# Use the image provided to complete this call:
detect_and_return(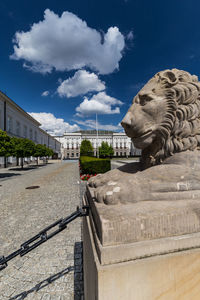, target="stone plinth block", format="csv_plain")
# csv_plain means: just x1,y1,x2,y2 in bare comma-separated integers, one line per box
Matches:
83,185,200,300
